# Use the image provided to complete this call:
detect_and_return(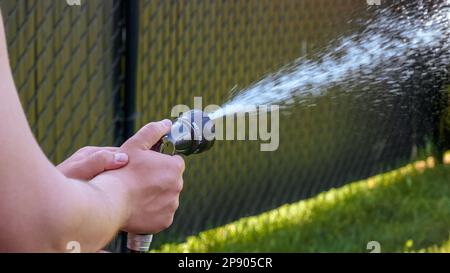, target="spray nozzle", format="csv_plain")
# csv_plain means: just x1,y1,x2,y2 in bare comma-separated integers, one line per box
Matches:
152,110,215,156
